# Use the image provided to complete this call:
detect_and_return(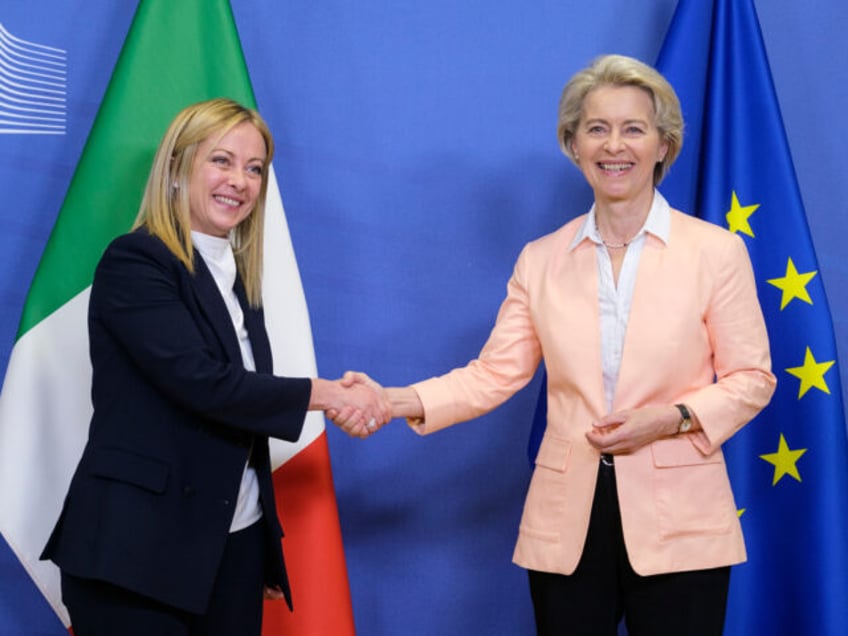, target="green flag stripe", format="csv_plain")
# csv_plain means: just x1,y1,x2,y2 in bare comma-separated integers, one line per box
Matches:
18,0,256,337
